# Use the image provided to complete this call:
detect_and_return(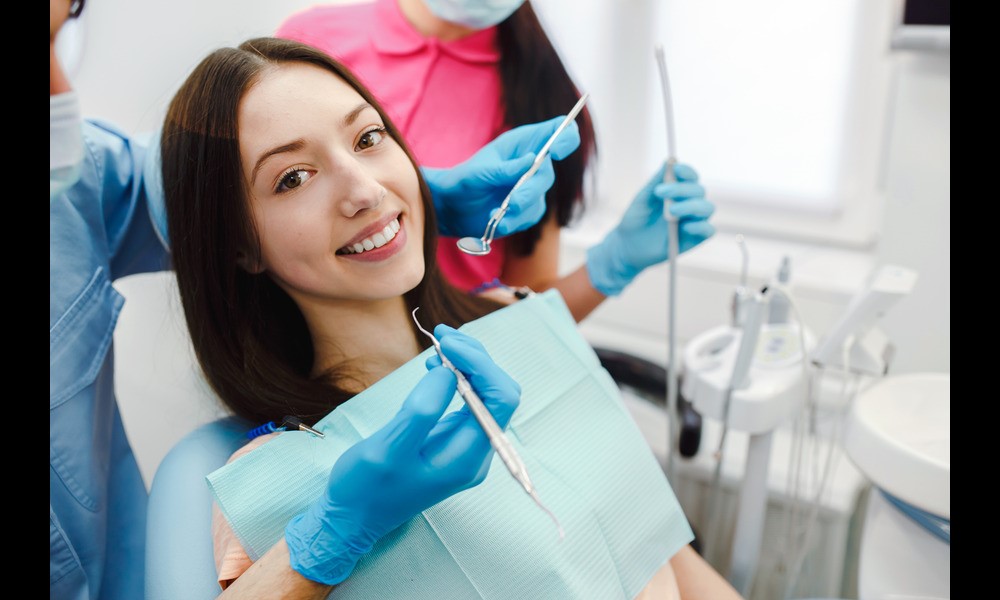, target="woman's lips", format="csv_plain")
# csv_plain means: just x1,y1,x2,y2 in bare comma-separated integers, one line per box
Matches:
337,216,407,262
